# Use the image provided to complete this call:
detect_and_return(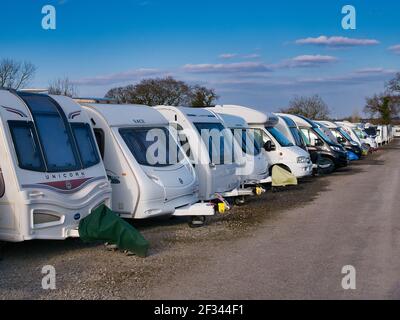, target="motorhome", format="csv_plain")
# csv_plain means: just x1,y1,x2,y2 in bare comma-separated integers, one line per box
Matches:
336,121,378,150
209,106,313,179
209,111,269,194
316,120,363,158
155,106,241,205
80,102,216,226
393,125,400,138
0,90,112,242
275,114,308,150
284,114,348,170
364,124,380,146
